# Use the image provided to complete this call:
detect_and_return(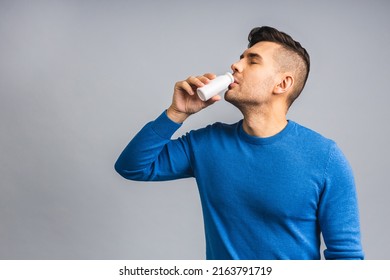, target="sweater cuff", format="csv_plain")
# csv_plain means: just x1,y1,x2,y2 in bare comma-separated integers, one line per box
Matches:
151,110,182,139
